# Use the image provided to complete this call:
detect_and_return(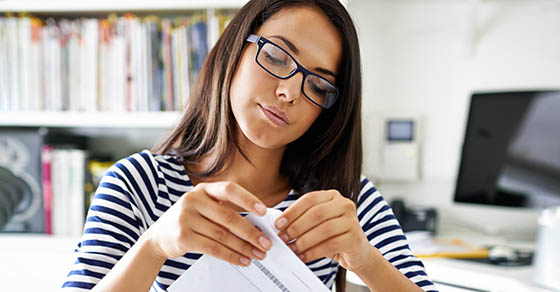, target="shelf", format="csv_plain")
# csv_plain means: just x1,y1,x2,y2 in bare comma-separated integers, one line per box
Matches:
0,234,80,291
0,111,181,128
0,0,249,12
0,0,348,13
